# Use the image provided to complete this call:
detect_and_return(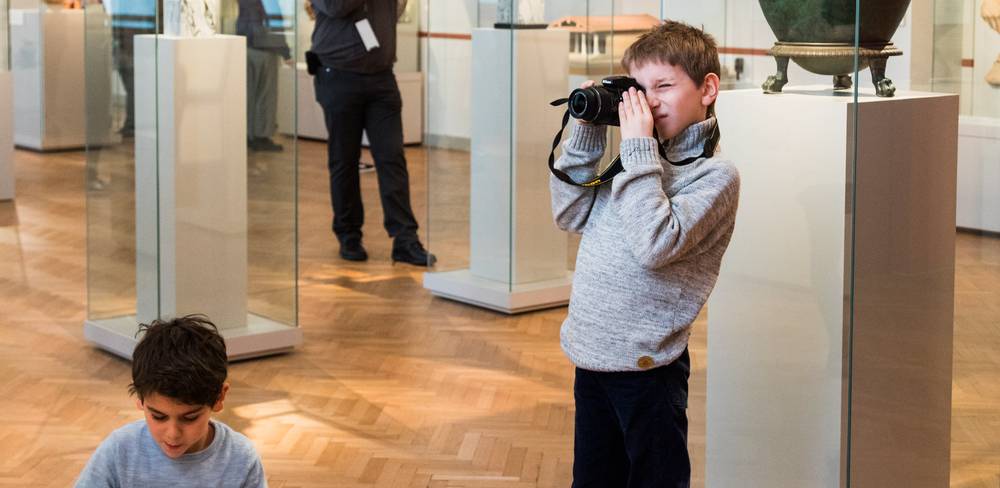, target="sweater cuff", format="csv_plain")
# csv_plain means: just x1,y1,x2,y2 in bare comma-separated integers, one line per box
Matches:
619,137,661,169
567,123,607,153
